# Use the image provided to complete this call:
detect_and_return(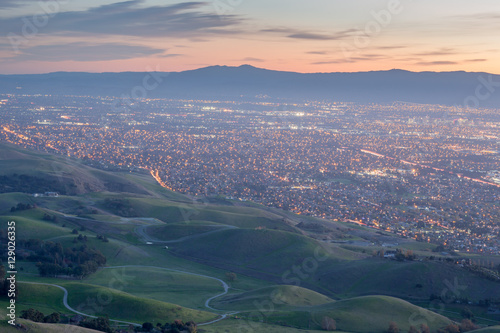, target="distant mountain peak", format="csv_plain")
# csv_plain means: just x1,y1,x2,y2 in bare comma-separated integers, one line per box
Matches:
238,64,258,69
